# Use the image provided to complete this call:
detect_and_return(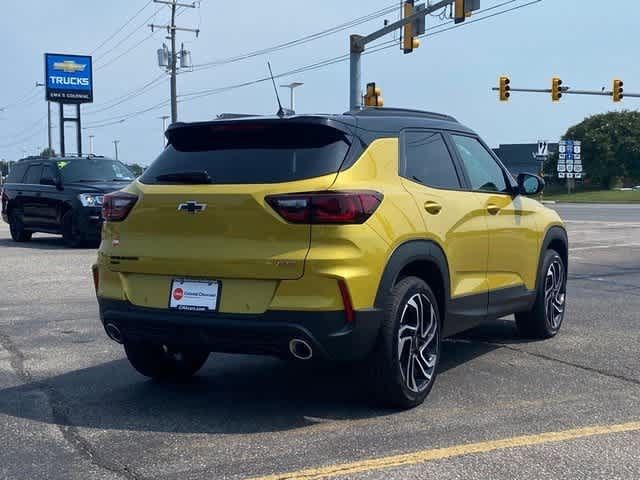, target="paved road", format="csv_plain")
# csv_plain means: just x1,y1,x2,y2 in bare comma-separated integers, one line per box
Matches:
0,204,638,480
